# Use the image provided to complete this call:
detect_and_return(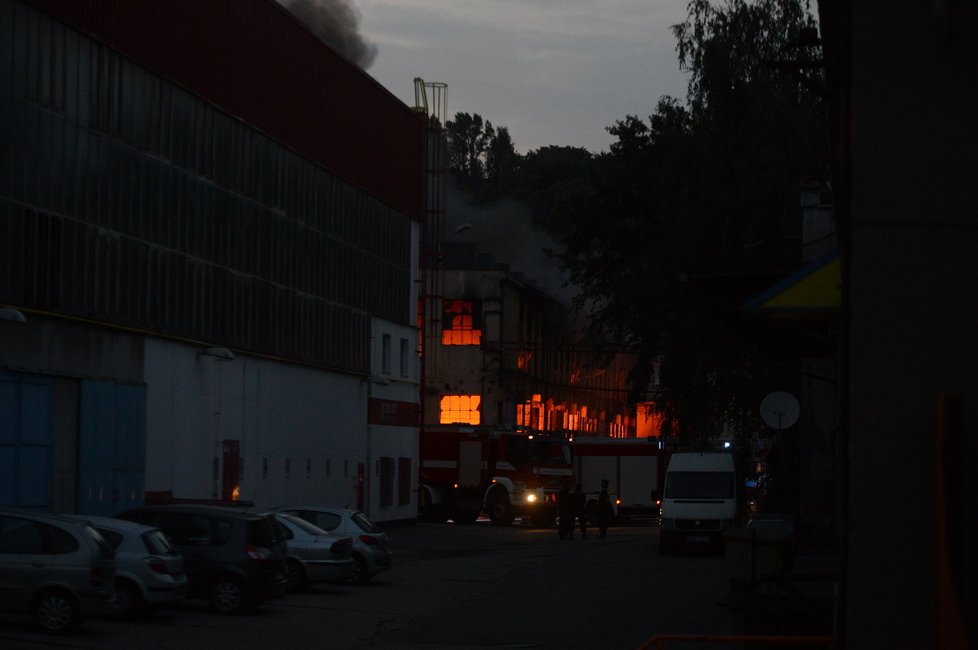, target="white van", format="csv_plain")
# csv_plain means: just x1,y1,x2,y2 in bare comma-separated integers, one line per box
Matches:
658,452,738,554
